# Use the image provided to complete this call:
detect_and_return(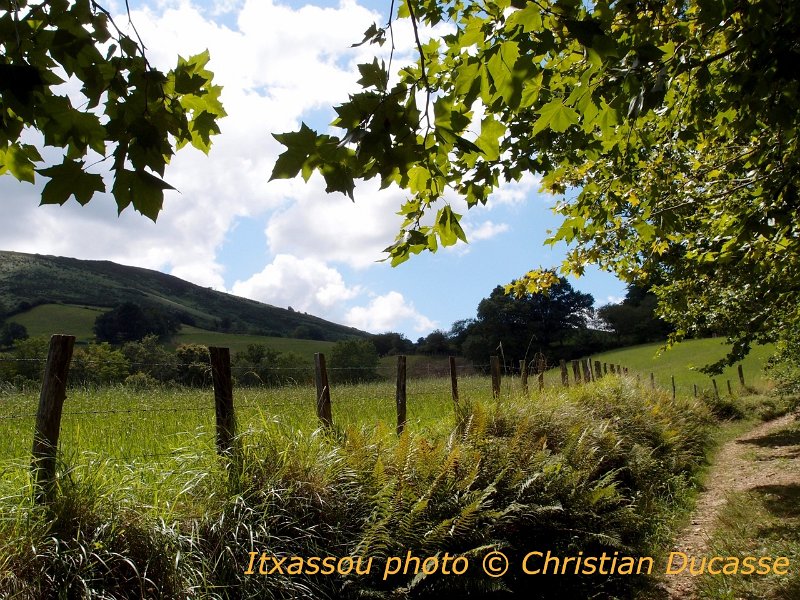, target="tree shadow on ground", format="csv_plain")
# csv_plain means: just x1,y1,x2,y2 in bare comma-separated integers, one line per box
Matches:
737,424,800,449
